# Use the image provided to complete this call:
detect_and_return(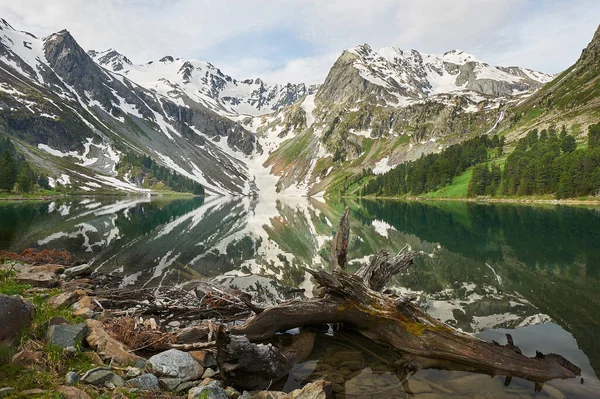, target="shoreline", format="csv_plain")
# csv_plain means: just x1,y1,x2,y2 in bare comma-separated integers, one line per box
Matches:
339,195,600,206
